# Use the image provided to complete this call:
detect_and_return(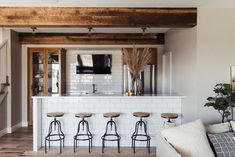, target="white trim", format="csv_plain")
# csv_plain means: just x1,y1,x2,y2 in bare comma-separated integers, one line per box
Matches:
7,122,22,133
33,98,42,151
169,52,172,93
11,122,22,132
22,121,28,127
162,54,166,93
4,29,12,133
21,45,28,128
0,128,7,137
